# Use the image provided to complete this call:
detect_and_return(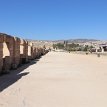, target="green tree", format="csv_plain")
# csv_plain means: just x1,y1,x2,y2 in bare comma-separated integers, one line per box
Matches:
83,45,89,51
